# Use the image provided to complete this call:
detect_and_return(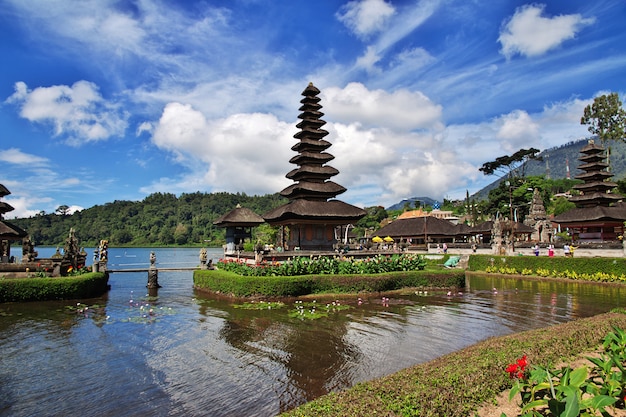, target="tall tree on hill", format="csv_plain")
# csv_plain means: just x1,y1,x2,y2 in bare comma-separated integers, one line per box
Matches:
479,148,541,179
581,92,626,145
581,92,626,170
